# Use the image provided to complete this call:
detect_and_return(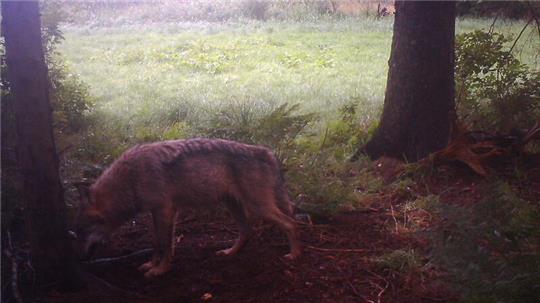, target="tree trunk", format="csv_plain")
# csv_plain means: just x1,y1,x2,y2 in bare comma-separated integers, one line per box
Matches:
2,1,81,290
359,1,456,162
